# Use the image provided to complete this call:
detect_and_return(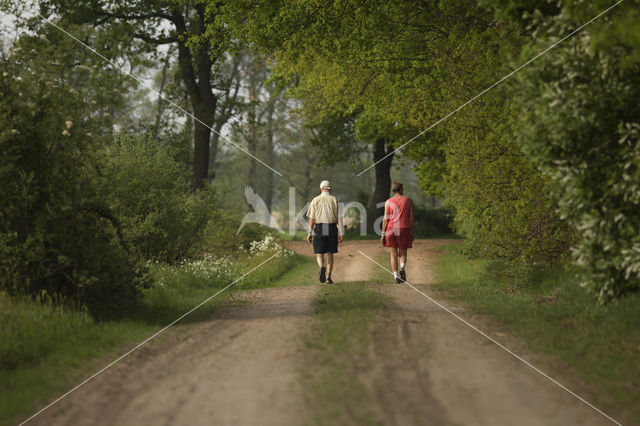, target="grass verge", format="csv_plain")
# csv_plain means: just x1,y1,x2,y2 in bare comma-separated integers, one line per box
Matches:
254,254,317,288
433,246,640,424
303,282,389,425
0,246,302,426
239,253,312,290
